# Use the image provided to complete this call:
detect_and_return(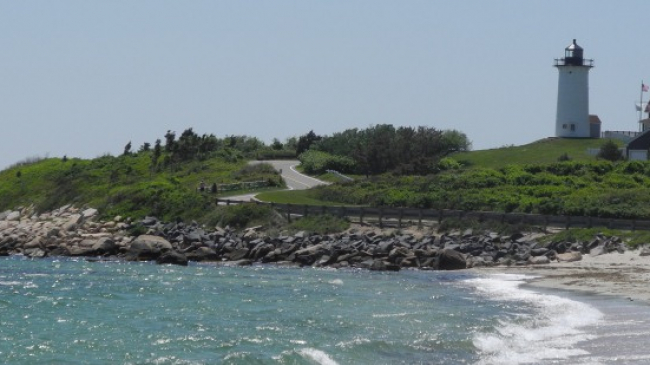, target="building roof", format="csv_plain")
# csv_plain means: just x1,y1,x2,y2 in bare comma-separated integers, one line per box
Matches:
589,115,601,124
627,130,650,151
